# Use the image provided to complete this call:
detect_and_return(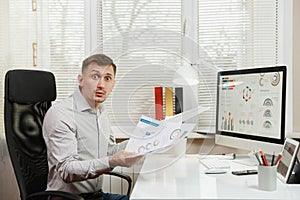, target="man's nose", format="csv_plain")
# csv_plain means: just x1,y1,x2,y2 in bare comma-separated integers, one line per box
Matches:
97,77,105,87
